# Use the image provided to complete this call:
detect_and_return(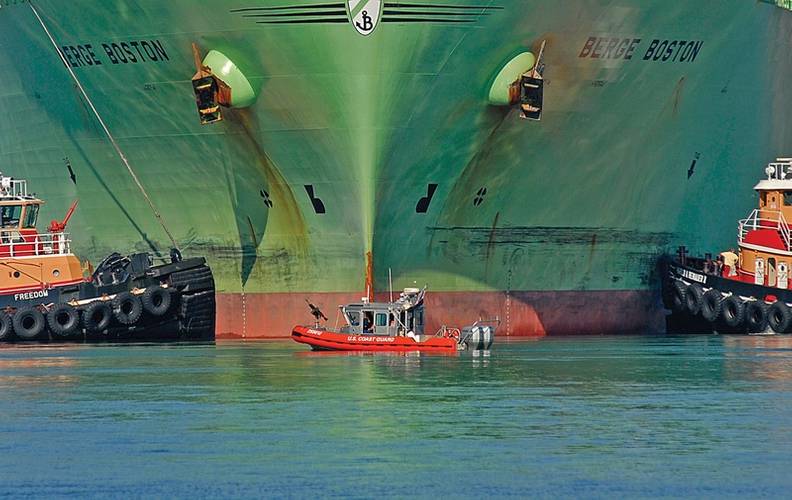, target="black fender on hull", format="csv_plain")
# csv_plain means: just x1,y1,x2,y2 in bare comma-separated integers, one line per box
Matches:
662,256,792,335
